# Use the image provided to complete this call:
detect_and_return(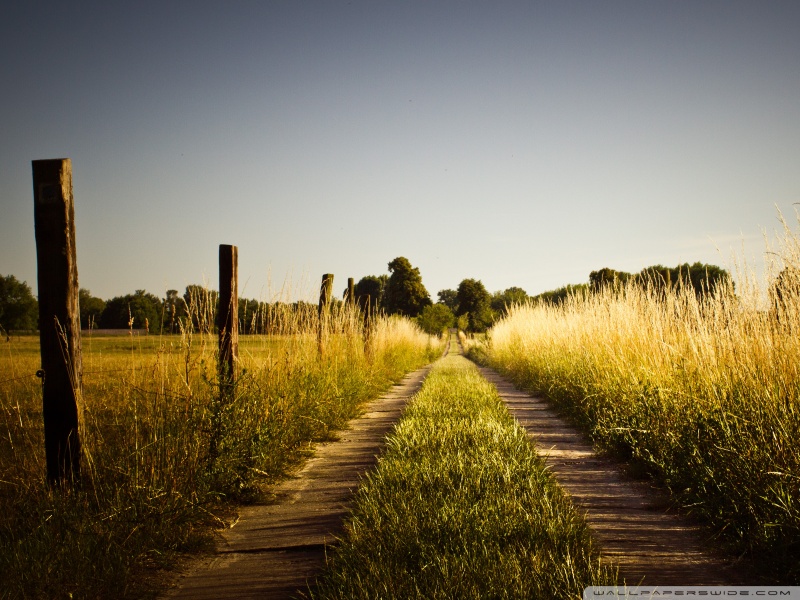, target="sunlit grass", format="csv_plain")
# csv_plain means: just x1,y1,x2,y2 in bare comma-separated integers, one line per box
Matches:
312,350,616,599
488,222,800,583
0,302,438,599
